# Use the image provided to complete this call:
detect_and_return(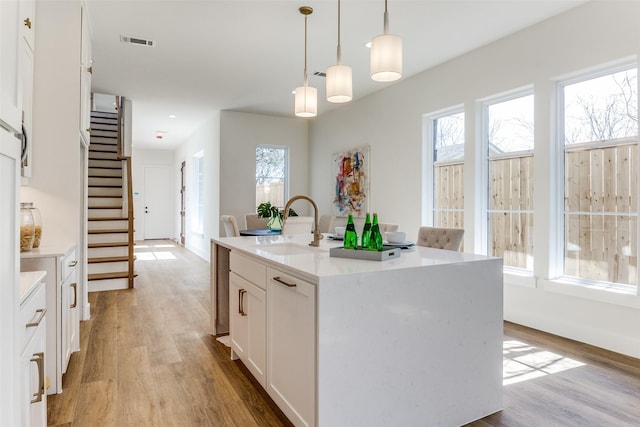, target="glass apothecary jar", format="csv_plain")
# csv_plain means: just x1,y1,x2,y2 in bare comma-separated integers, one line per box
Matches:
22,202,42,248
20,203,35,252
